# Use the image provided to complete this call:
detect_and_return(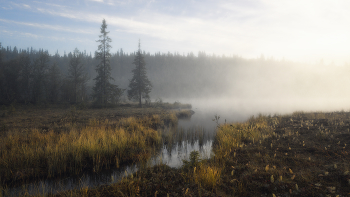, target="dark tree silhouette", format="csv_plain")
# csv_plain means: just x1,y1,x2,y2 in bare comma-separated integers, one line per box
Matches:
32,50,50,104
0,43,4,103
47,63,61,103
68,48,88,103
18,52,32,104
128,40,152,107
92,19,123,107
